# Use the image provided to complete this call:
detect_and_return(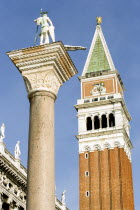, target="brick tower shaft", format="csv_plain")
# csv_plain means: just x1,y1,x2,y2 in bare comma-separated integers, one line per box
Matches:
79,148,134,209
